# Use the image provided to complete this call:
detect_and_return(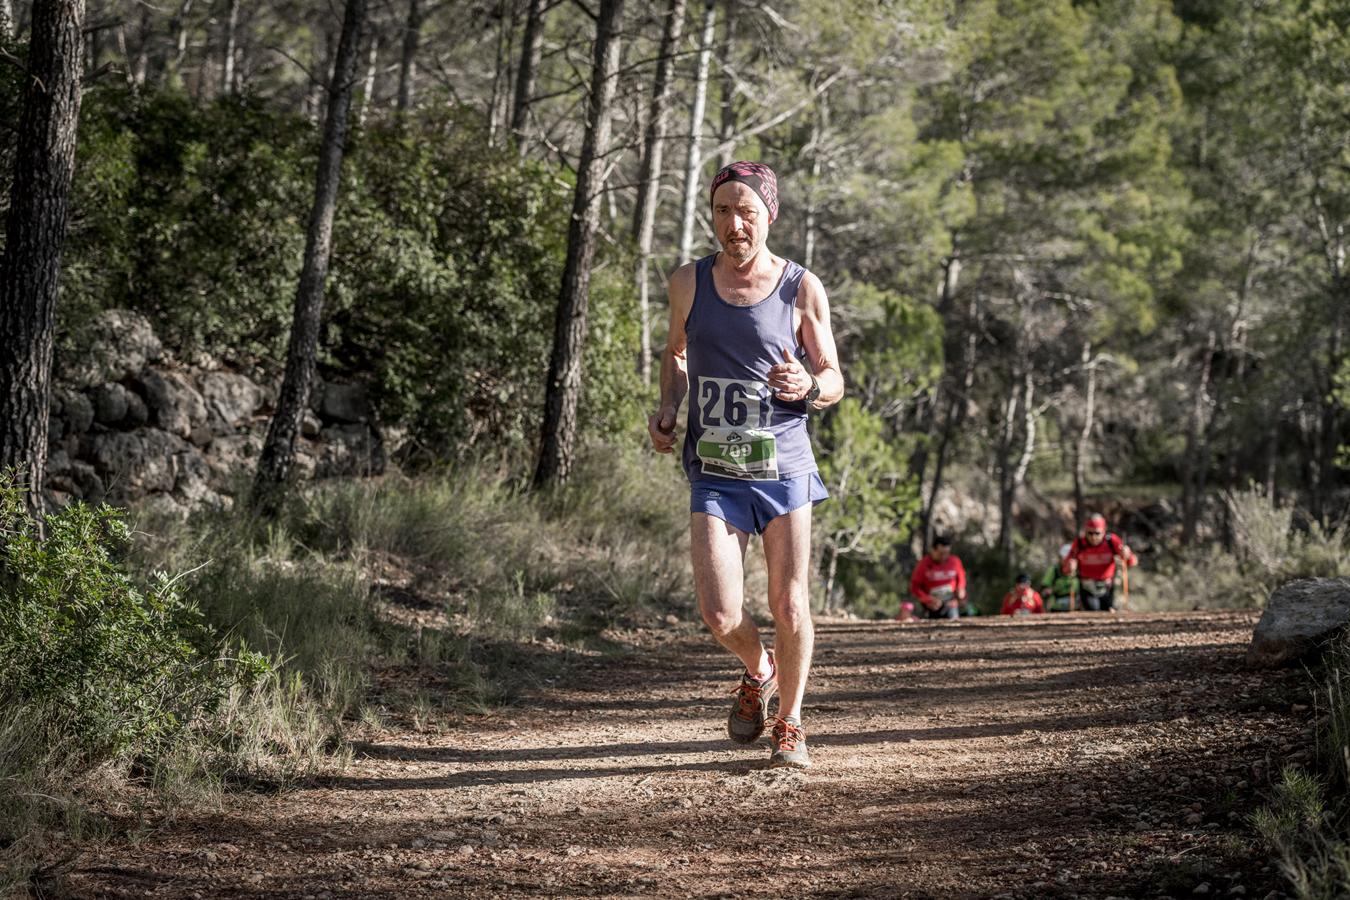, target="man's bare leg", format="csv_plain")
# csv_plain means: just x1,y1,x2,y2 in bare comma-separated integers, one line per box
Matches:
761,502,814,720
690,512,771,678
